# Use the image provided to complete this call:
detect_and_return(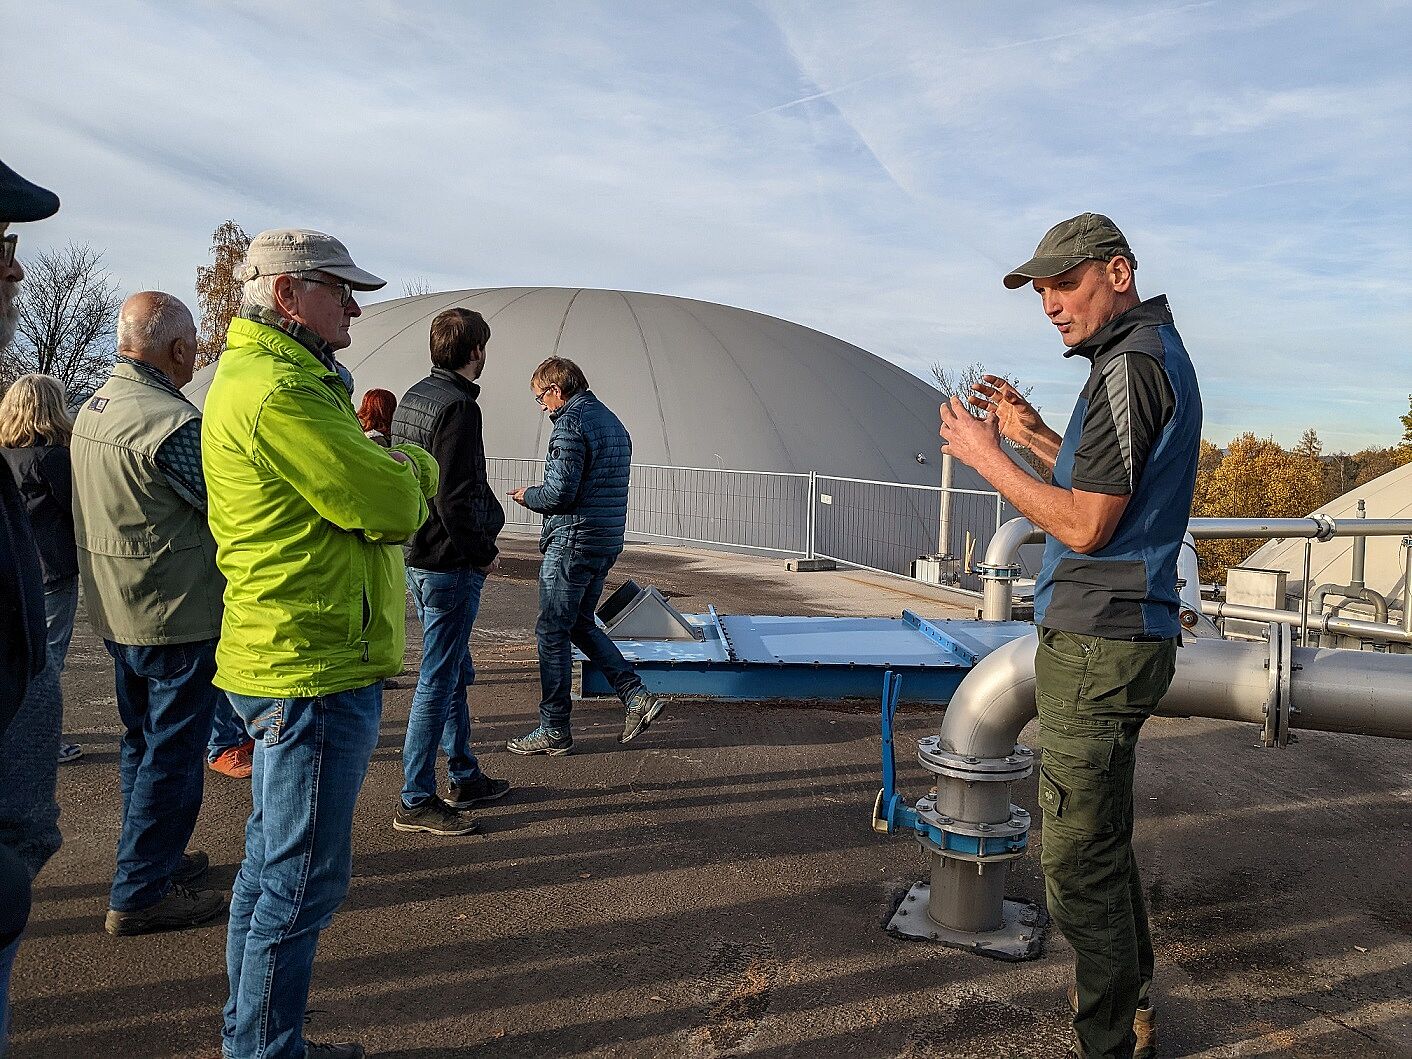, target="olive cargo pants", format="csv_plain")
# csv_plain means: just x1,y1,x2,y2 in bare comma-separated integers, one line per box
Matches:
1035,627,1177,1059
